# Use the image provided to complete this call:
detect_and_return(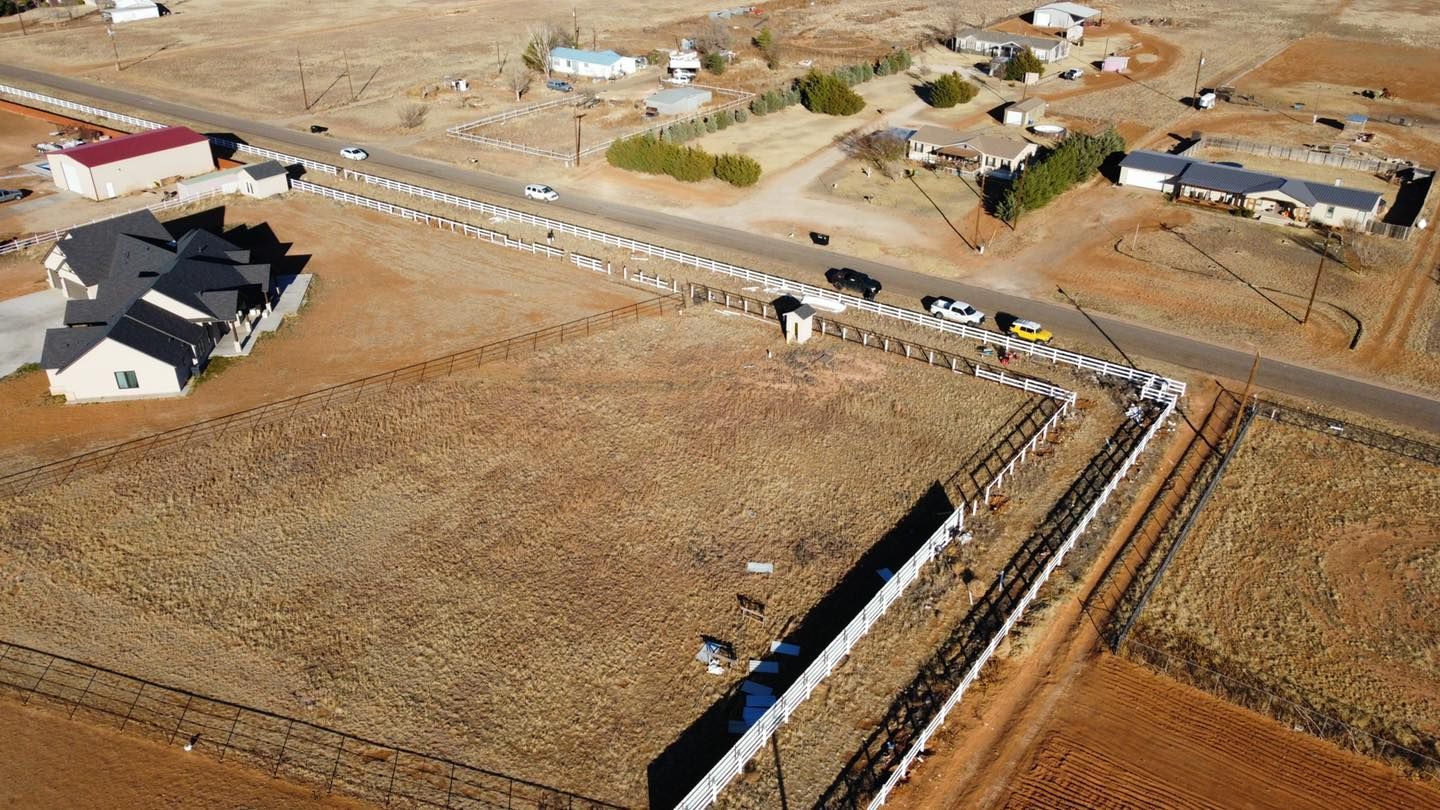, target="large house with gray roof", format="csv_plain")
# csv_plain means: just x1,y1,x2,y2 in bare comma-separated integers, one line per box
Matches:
40,211,274,402
1118,150,1385,229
